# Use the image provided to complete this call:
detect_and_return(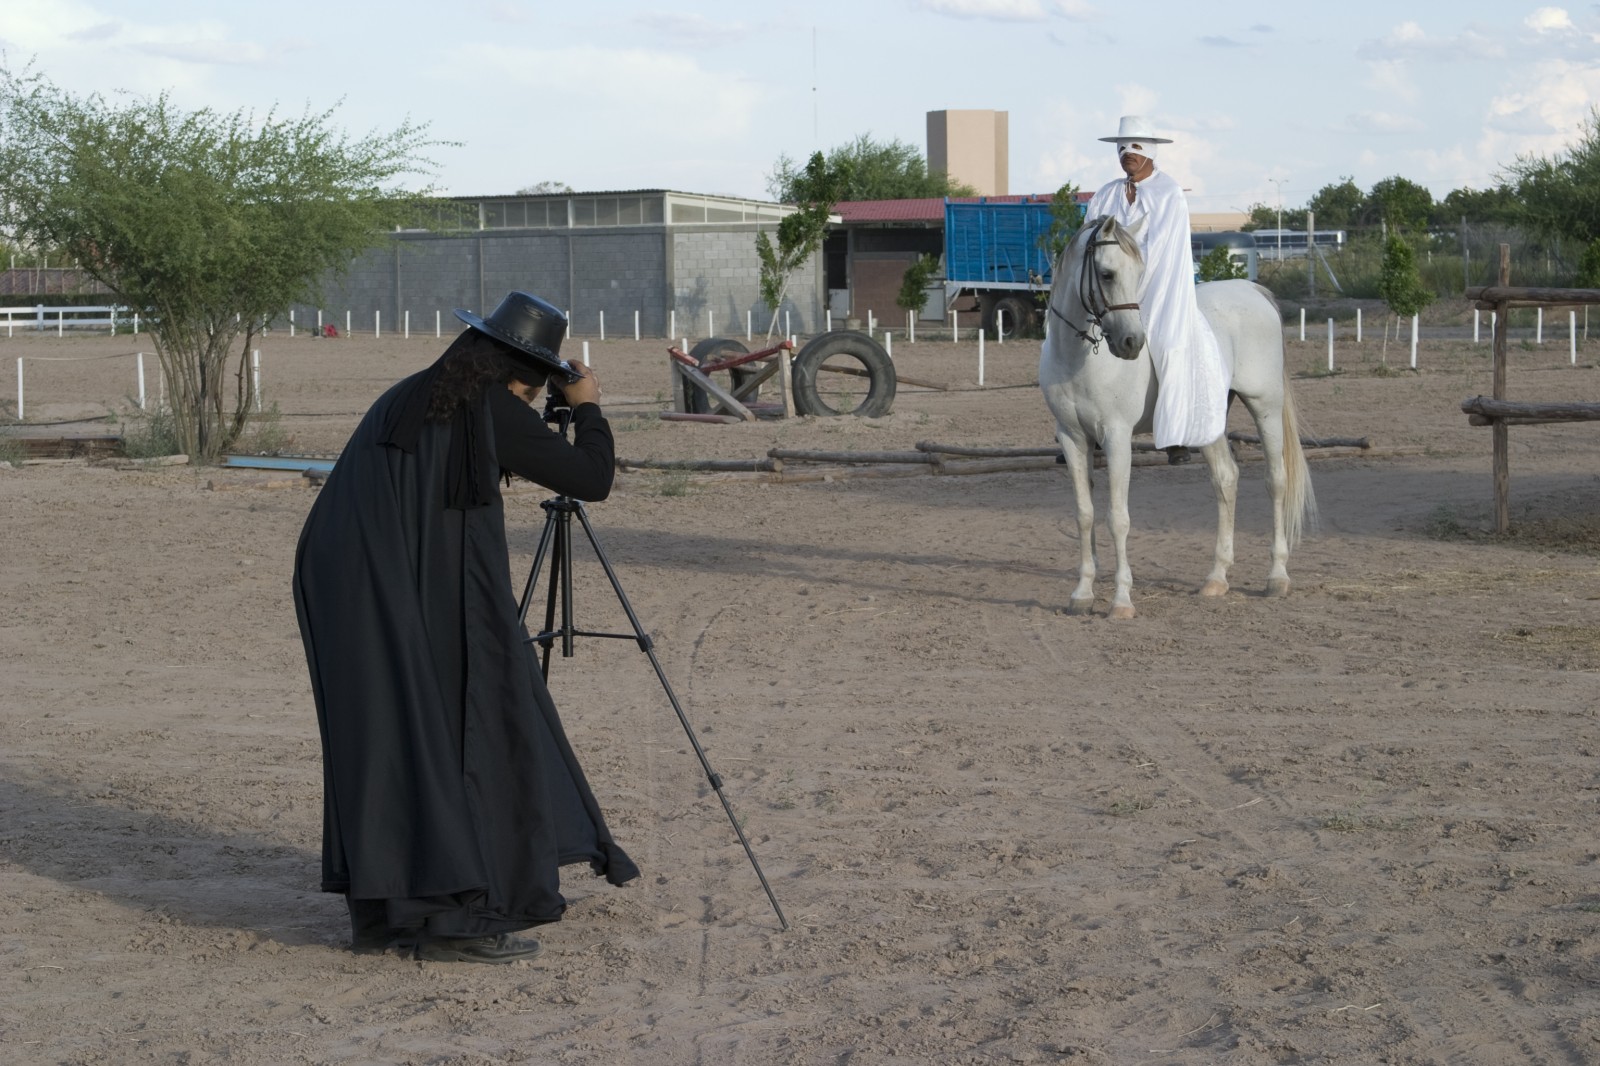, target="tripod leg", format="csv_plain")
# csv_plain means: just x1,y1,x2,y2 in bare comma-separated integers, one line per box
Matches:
568,503,789,932
539,516,566,680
